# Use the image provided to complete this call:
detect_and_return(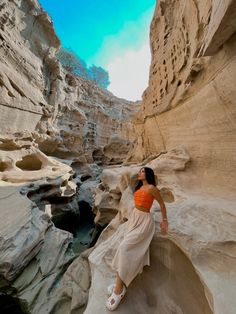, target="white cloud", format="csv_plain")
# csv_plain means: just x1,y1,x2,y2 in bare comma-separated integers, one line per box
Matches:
88,7,153,68
87,7,154,101
107,42,151,101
